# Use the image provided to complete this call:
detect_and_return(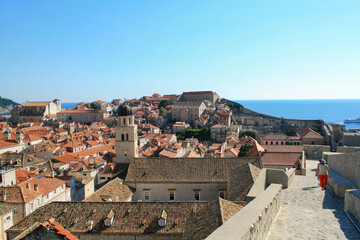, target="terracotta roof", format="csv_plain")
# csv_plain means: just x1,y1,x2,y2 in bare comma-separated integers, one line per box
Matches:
159,149,177,158
22,101,51,107
17,175,65,195
83,178,134,202
297,128,323,139
0,186,41,203
262,152,302,166
15,169,40,183
182,91,215,95
8,202,208,235
211,124,227,129
40,218,78,240
0,140,18,148
125,157,261,183
183,198,244,240
13,218,78,240
262,133,290,140
262,145,303,153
